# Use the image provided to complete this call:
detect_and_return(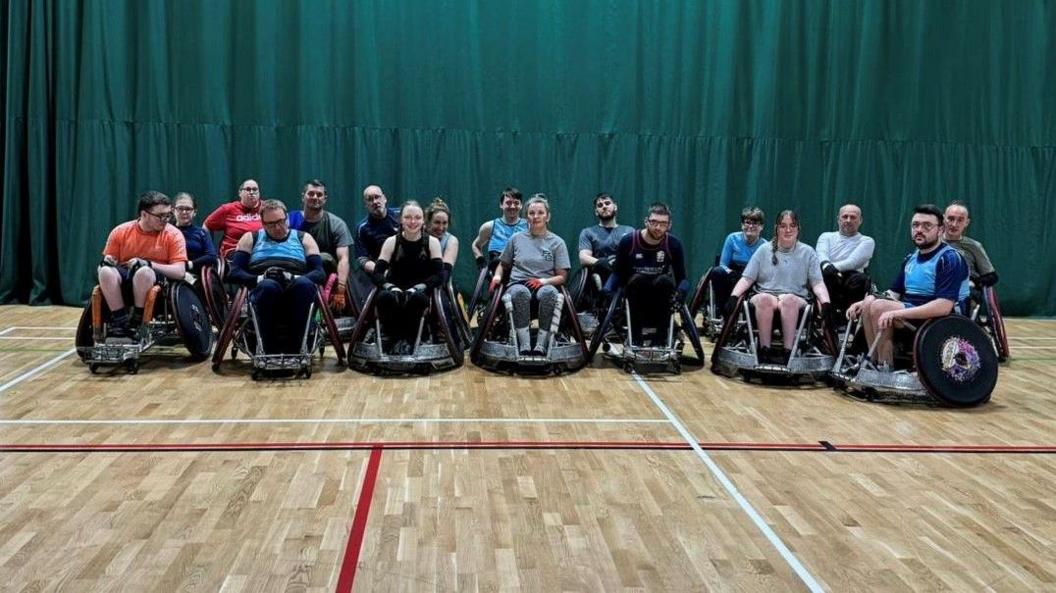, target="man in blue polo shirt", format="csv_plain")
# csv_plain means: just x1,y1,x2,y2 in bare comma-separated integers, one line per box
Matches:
847,204,969,367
